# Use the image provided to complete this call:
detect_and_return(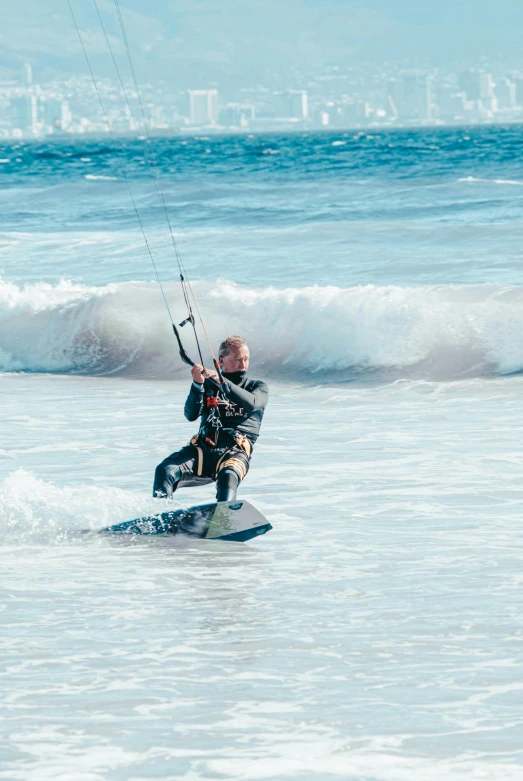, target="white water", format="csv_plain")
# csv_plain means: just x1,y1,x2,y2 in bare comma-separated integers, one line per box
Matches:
3,277,523,379
2,373,523,780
